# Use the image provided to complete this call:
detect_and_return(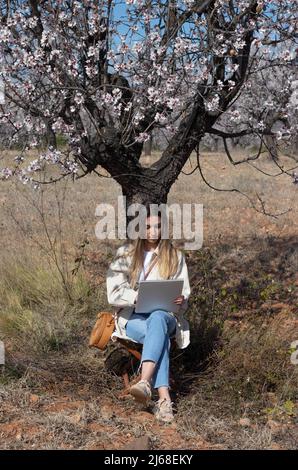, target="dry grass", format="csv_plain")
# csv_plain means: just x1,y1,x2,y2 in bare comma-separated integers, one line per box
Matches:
0,249,101,356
